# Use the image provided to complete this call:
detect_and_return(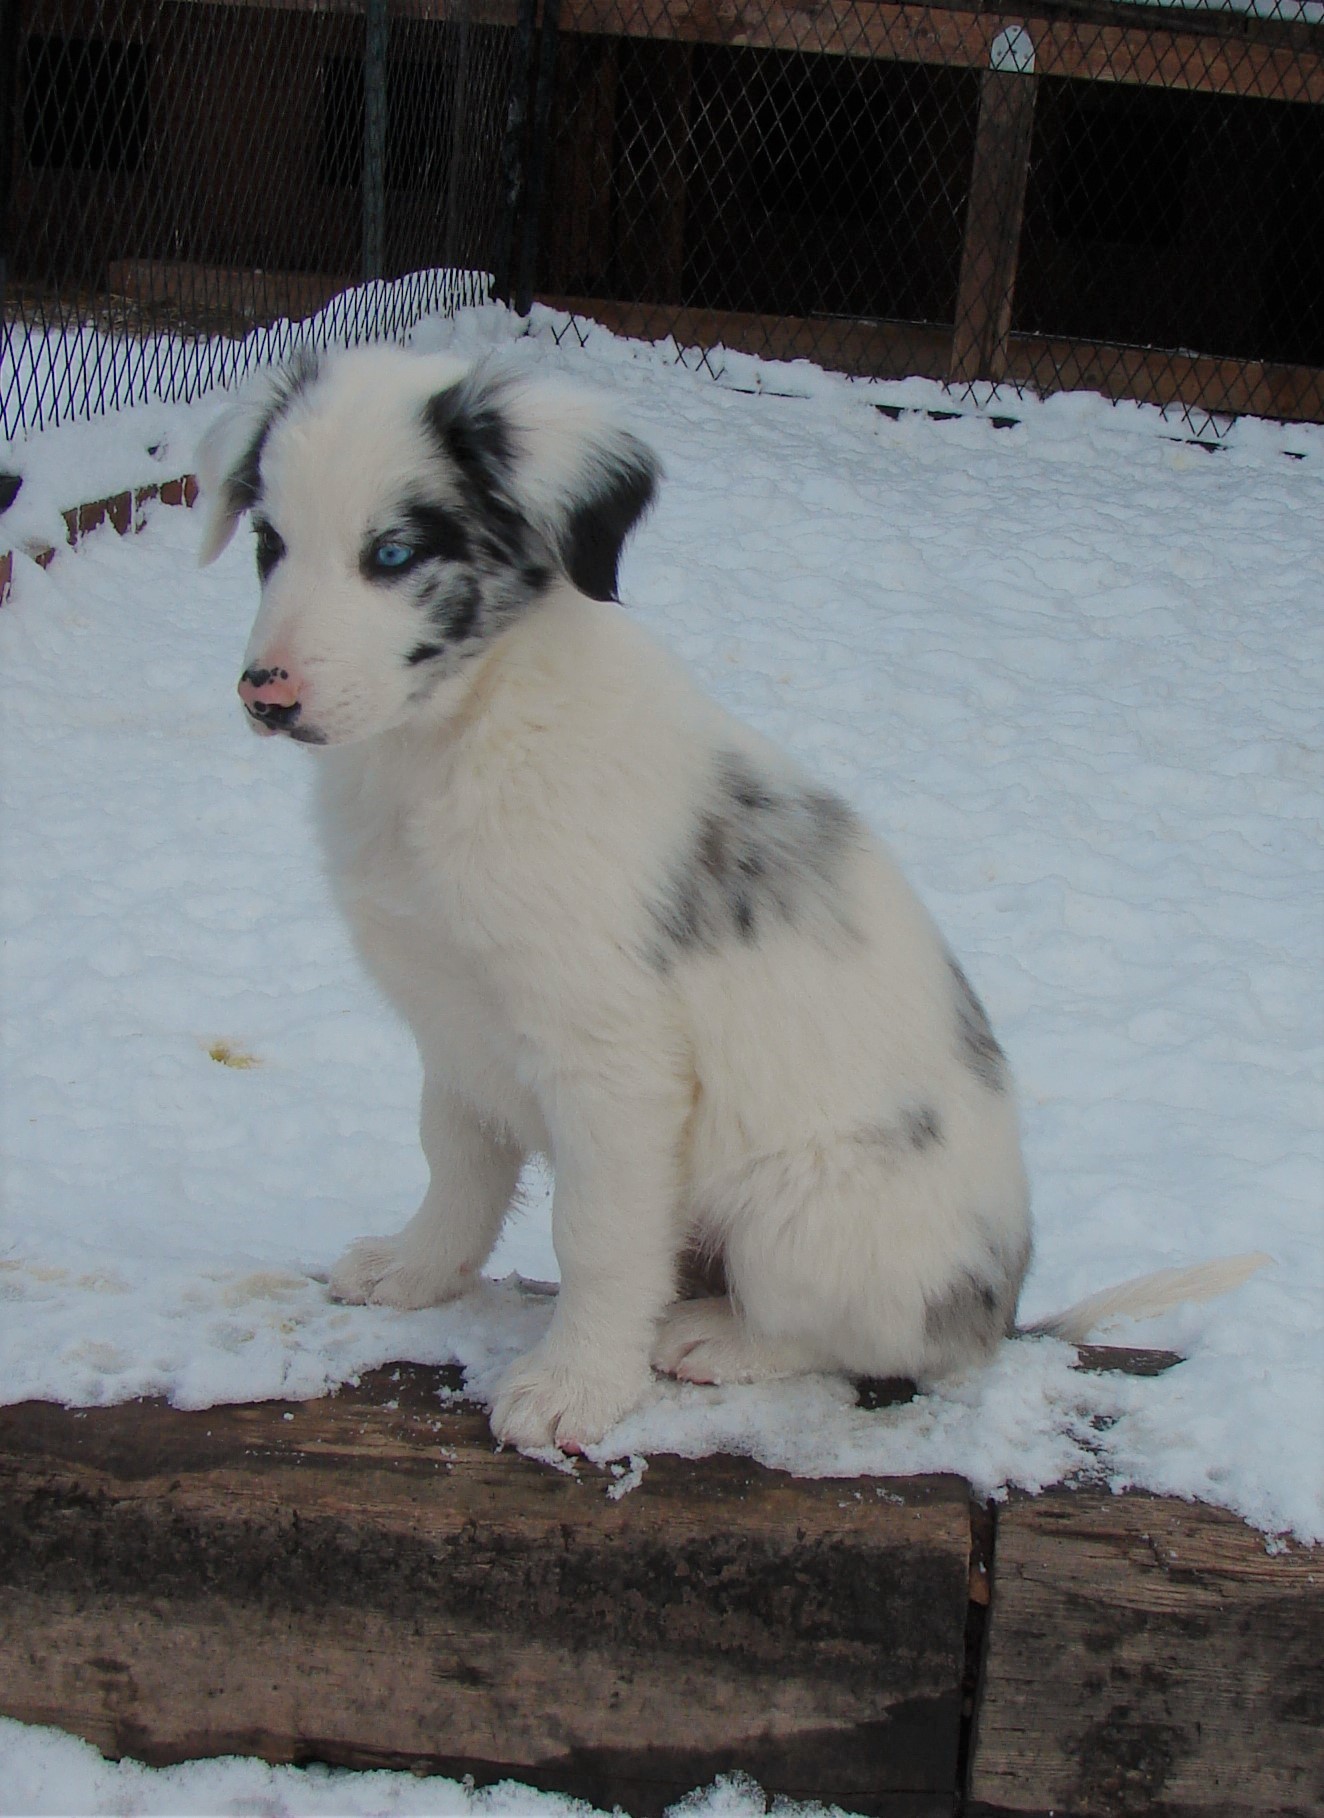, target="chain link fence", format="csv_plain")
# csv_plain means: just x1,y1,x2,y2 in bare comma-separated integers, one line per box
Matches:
4,0,1323,440
524,0,1324,425
1,0,513,435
